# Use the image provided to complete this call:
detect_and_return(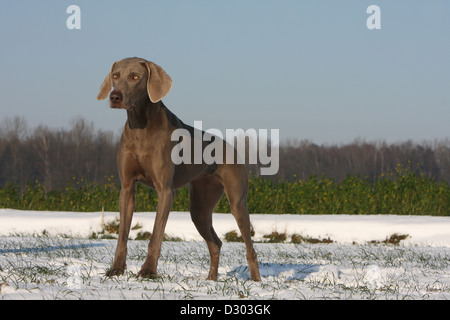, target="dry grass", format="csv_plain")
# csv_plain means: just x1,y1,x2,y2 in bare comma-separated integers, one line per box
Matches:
368,233,409,246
